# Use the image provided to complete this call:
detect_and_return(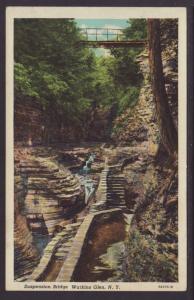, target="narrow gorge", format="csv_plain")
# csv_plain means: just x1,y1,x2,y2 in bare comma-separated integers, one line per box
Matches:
13,18,178,283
